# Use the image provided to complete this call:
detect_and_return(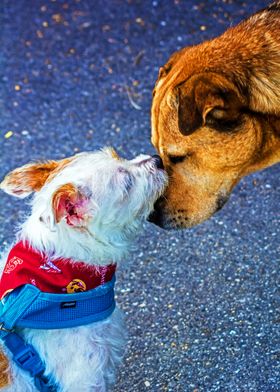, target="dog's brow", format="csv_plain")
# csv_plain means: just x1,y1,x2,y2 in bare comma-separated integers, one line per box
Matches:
164,145,183,155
